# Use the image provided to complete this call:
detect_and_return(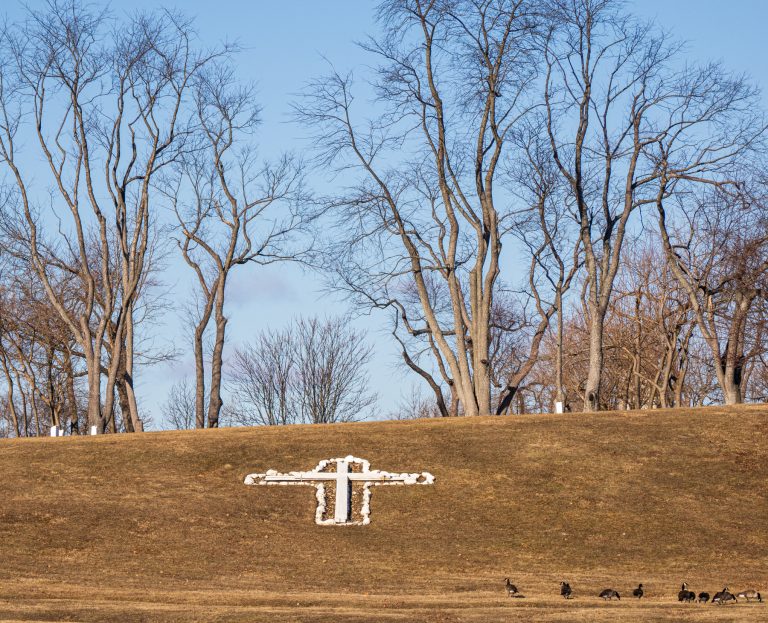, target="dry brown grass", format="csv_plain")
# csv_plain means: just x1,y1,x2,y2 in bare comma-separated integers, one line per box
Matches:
0,404,766,621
